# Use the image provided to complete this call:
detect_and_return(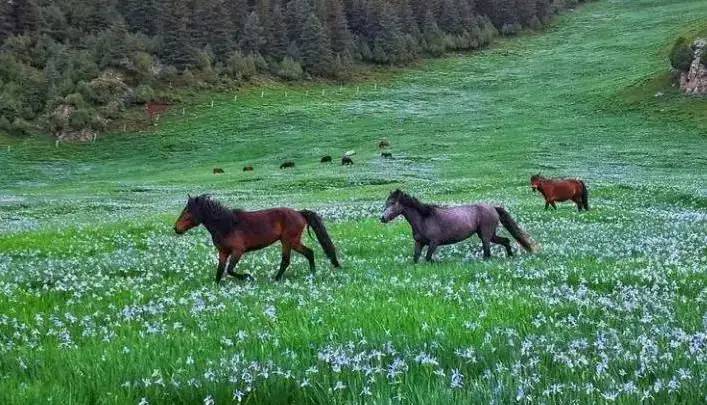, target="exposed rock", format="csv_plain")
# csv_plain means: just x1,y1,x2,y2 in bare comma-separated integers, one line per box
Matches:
55,129,98,145
679,38,707,96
